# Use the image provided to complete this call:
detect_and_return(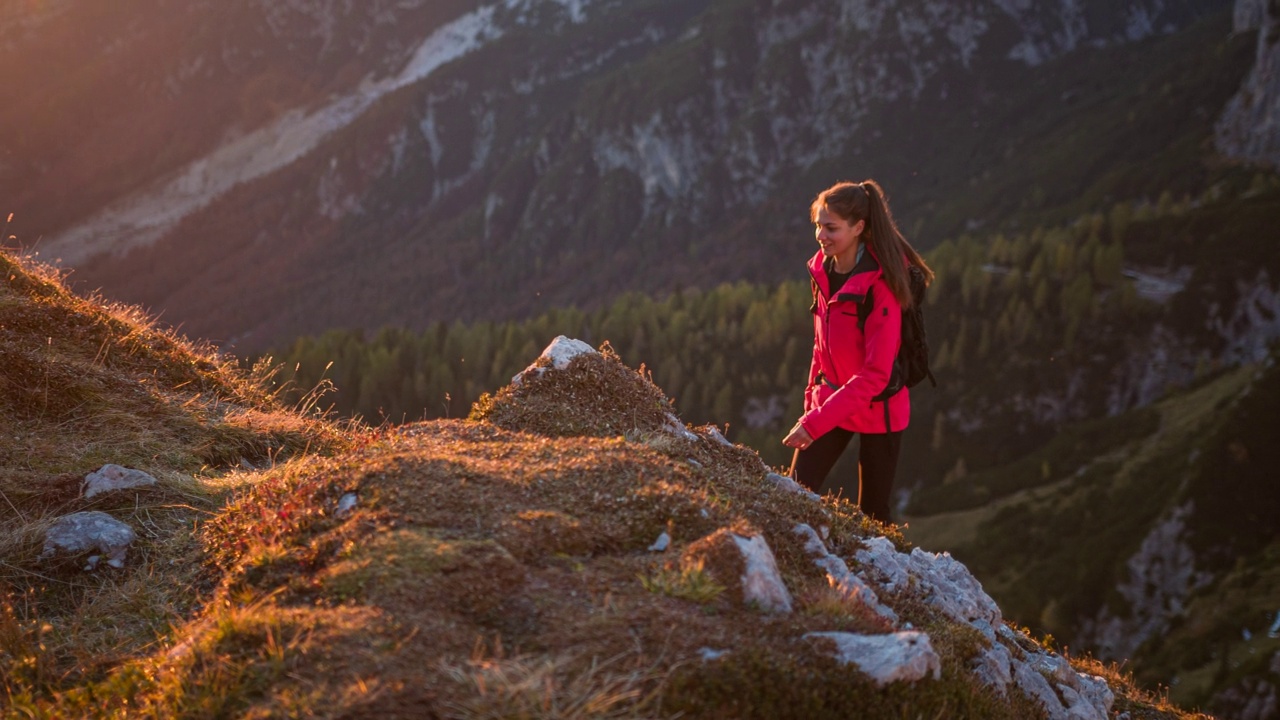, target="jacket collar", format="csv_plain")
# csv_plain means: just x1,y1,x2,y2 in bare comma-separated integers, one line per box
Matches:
808,247,881,298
